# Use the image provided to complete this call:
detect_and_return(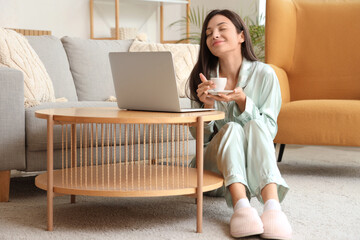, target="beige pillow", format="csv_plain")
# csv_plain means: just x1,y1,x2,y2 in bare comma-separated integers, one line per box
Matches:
0,28,56,107
129,39,199,97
